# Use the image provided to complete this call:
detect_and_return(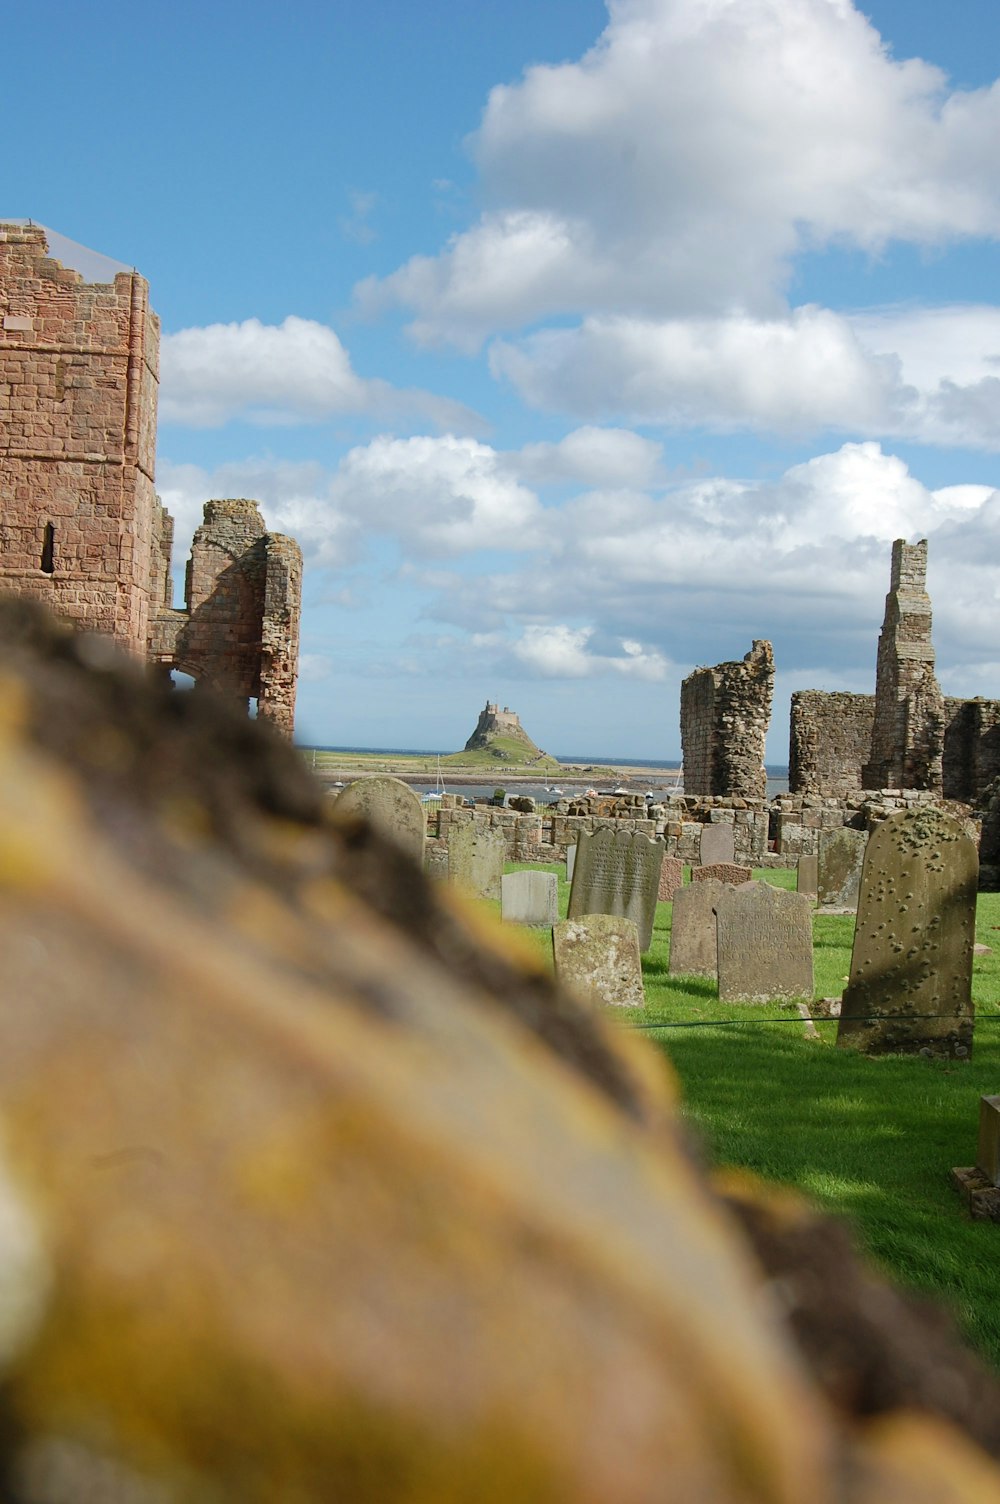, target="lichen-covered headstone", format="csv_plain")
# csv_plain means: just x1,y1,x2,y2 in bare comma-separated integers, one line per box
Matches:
797,854,818,901
837,807,978,1058
501,870,558,927
567,828,664,951
817,827,867,910
658,856,684,903
692,862,752,887
334,776,426,862
716,882,814,1003
668,878,729,979
699,823,736,866
552,915,644,1009
447,823,506,901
